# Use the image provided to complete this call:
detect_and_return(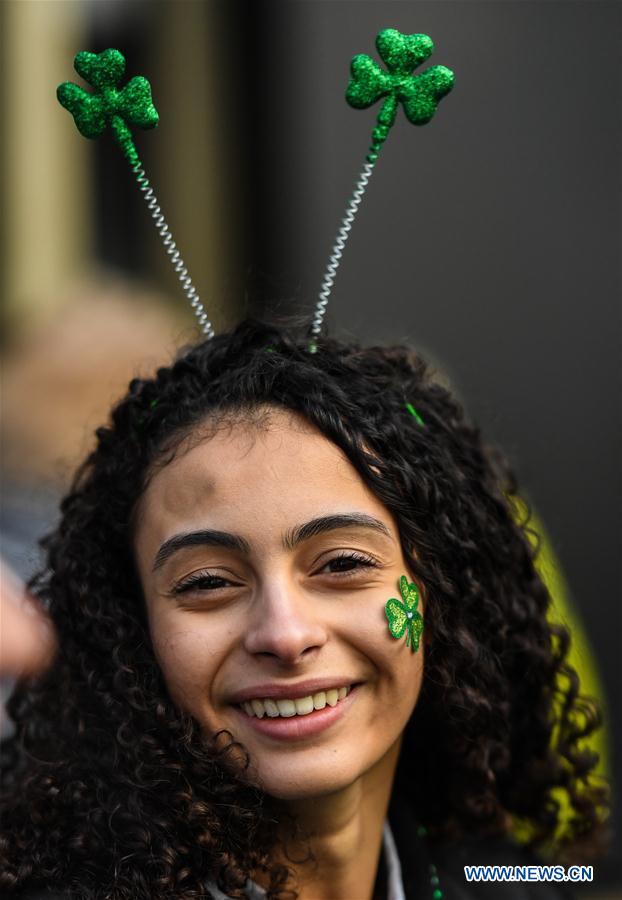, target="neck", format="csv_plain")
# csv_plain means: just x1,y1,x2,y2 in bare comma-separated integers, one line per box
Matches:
272,738,401,900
